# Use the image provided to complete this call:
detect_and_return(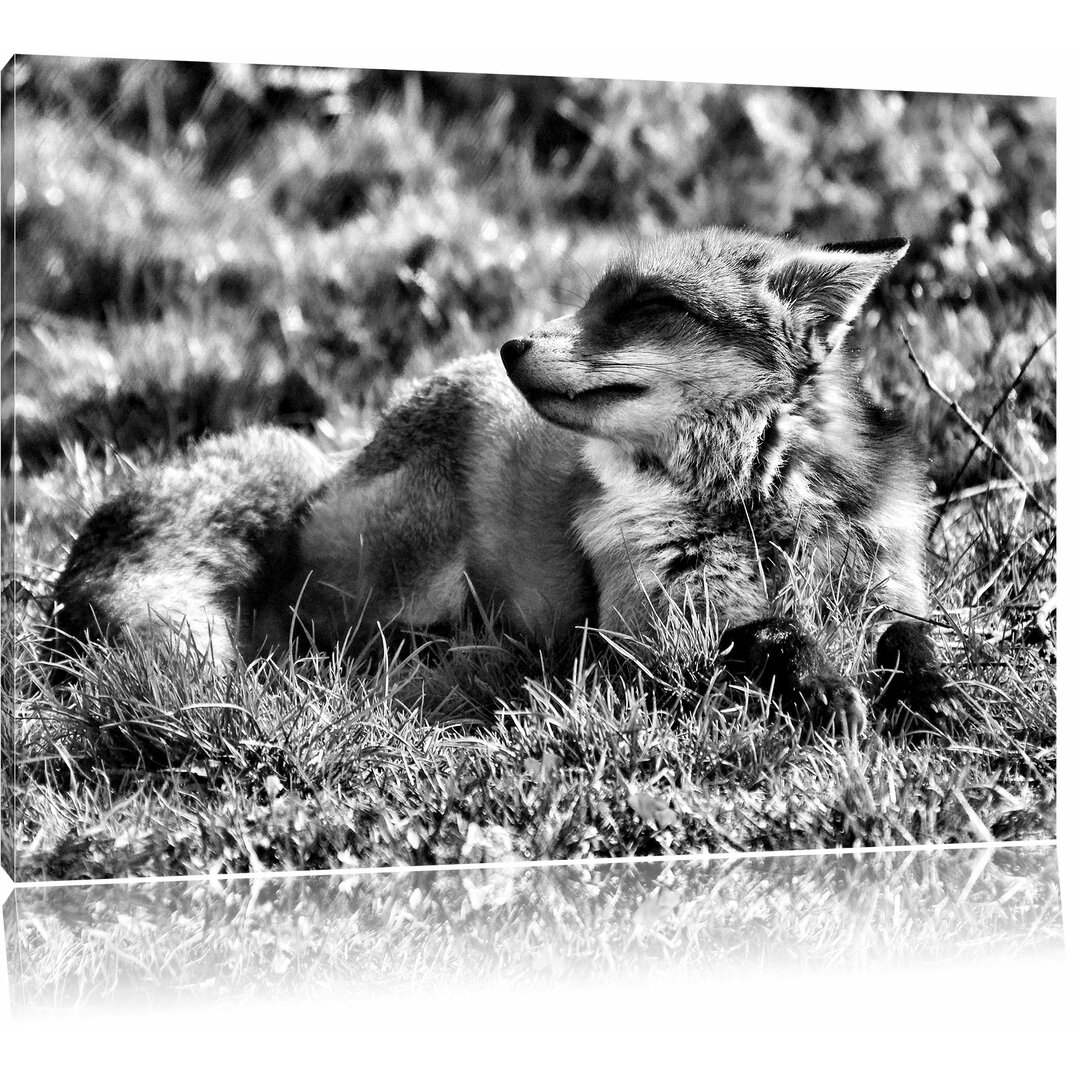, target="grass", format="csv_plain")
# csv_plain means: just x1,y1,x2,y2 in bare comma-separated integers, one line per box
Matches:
1,59,1056,881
